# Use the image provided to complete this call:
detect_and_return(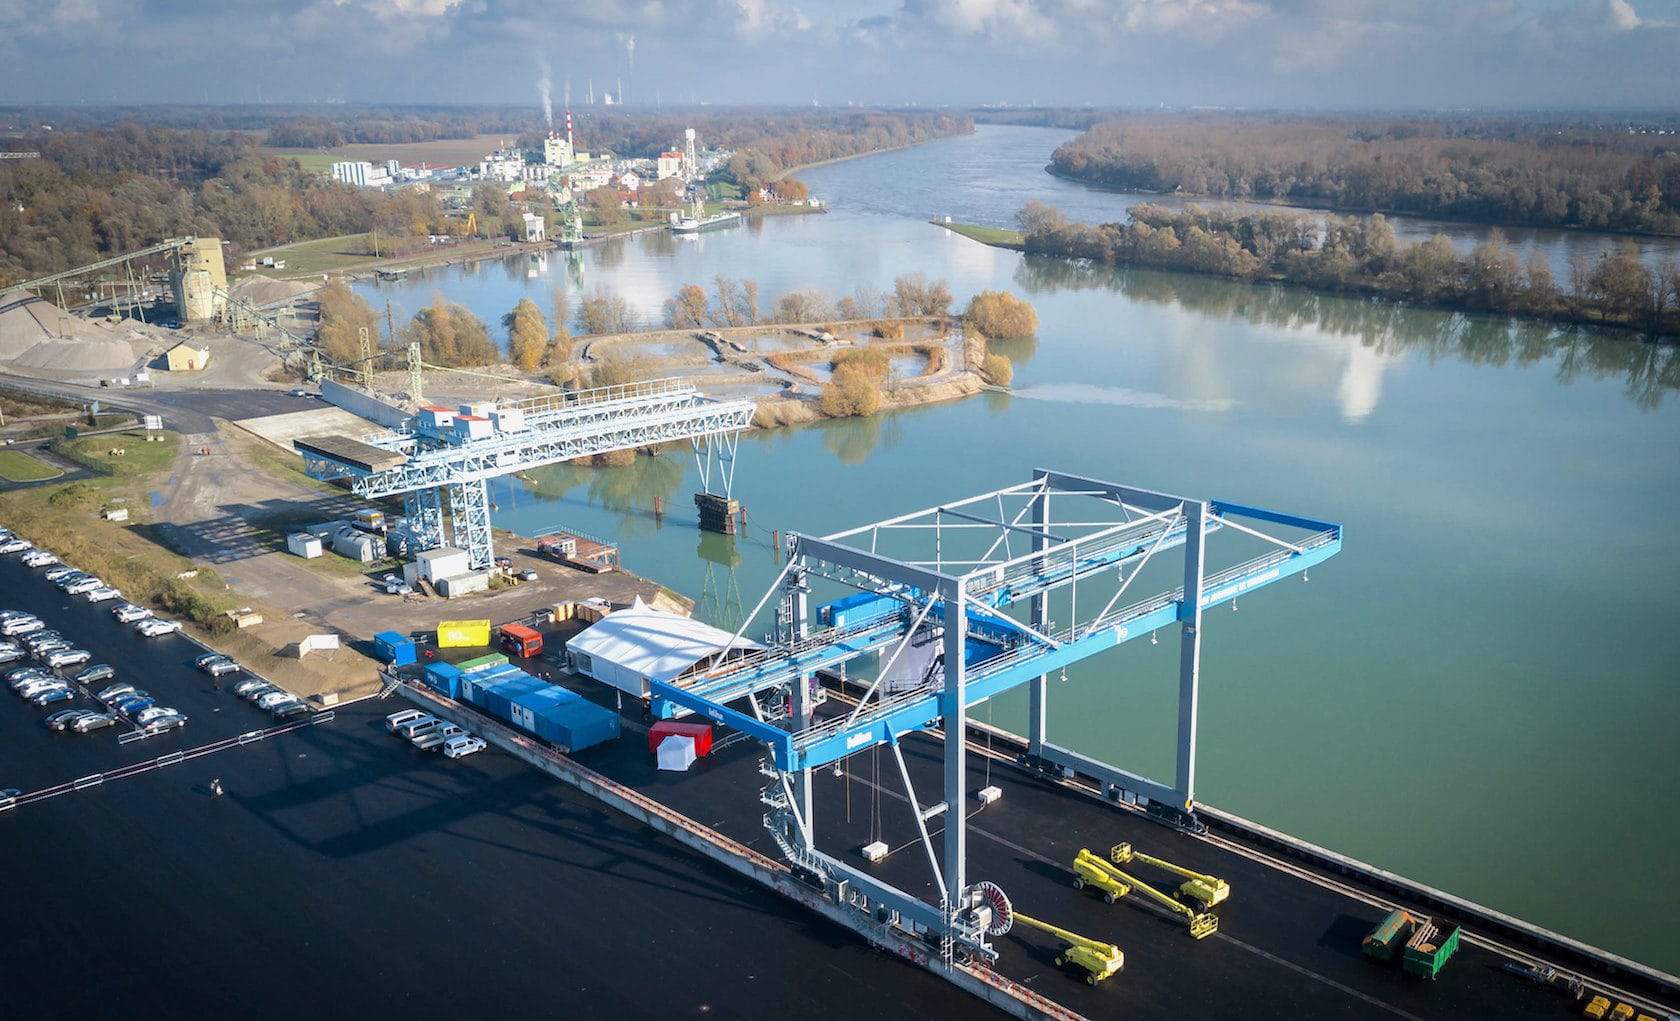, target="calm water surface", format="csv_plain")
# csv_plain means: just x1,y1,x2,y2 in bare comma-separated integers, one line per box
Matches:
356,126,1680,972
